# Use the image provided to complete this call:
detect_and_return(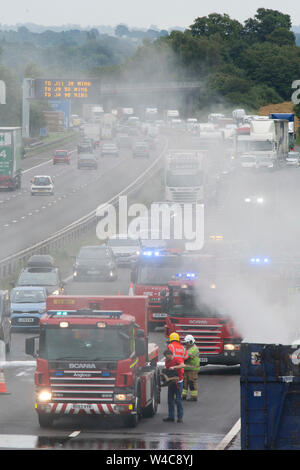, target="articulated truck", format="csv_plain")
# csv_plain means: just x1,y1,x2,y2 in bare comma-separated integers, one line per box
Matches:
26,295,160,428
0,127,22,190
